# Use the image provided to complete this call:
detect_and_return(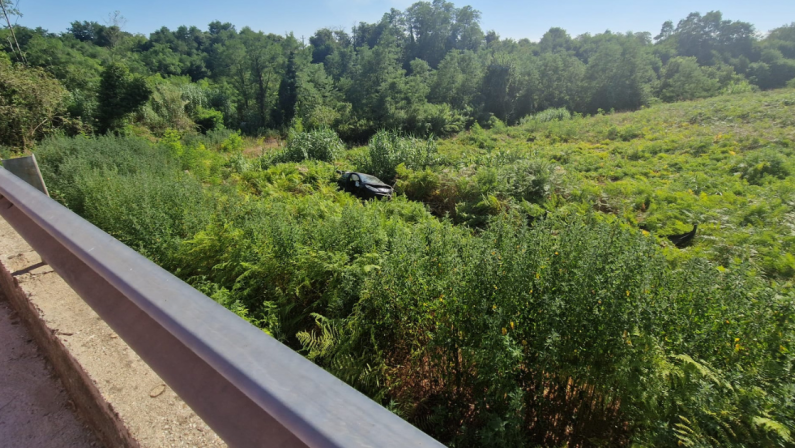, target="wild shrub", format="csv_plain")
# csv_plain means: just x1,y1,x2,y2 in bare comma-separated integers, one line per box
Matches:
0,59,70,149
733,148,790,185
192,206,788,447
280,128,345,163
395,157,558,227
193,107,225,133
219,131,244,153
358,130,439,181
36,134,212,263
498,158,559,203
181,128,236,151
161,130,225,182
73,168,211,263
302,214,793,447
520,107,572,124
